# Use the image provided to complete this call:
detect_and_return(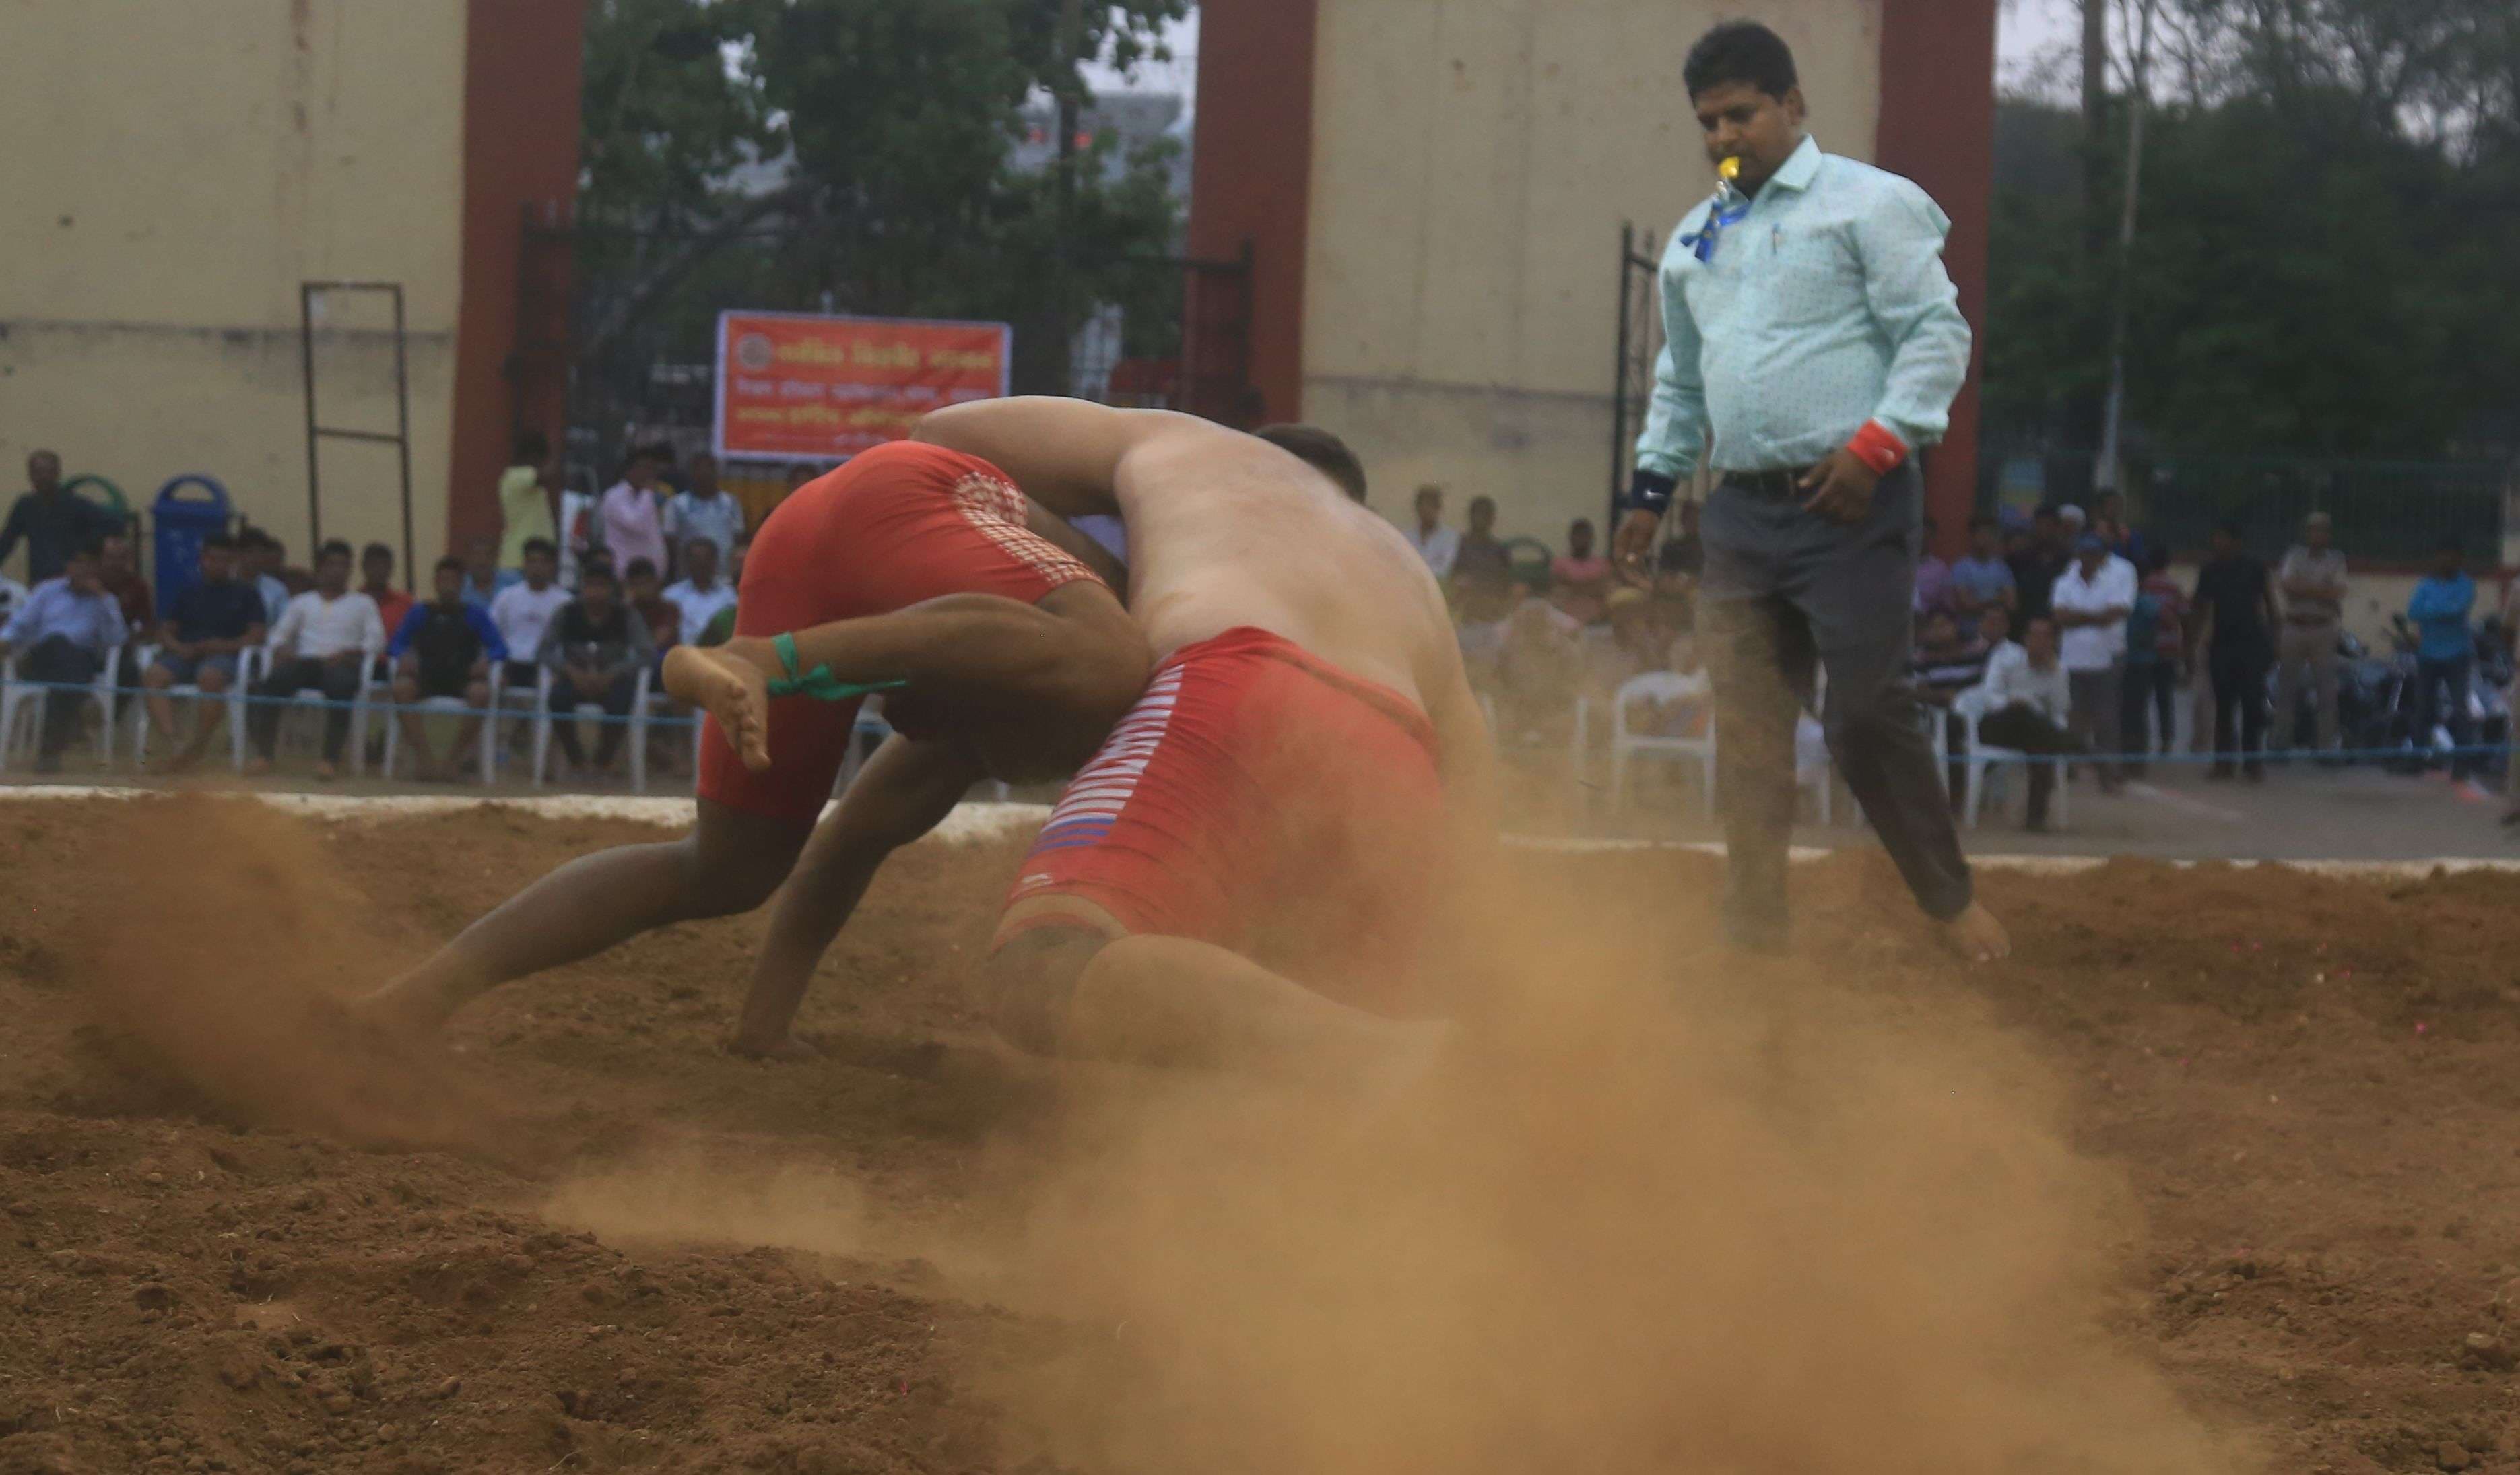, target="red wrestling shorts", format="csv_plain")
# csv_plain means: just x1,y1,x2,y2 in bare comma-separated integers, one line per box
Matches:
697,440,1100,821
993,627,1451,1017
